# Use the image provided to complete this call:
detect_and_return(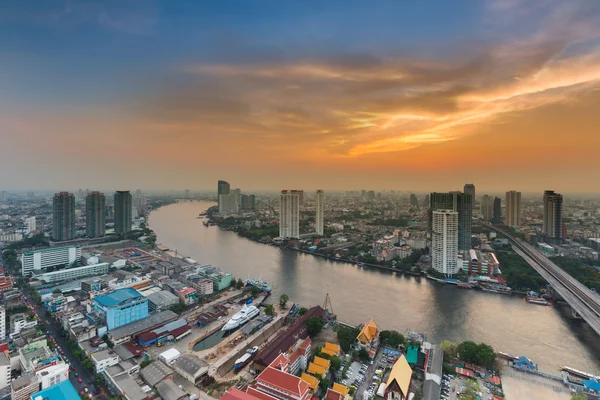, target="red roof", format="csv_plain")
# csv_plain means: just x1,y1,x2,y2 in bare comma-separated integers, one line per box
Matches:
179,288,195,295
455,367,474,378
257,367,309,397
246,387,280,400
221,388,264,400
326,389,343,400
123,341,145,356
270,353,289,371
299,337,311,350
170,325,190,338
